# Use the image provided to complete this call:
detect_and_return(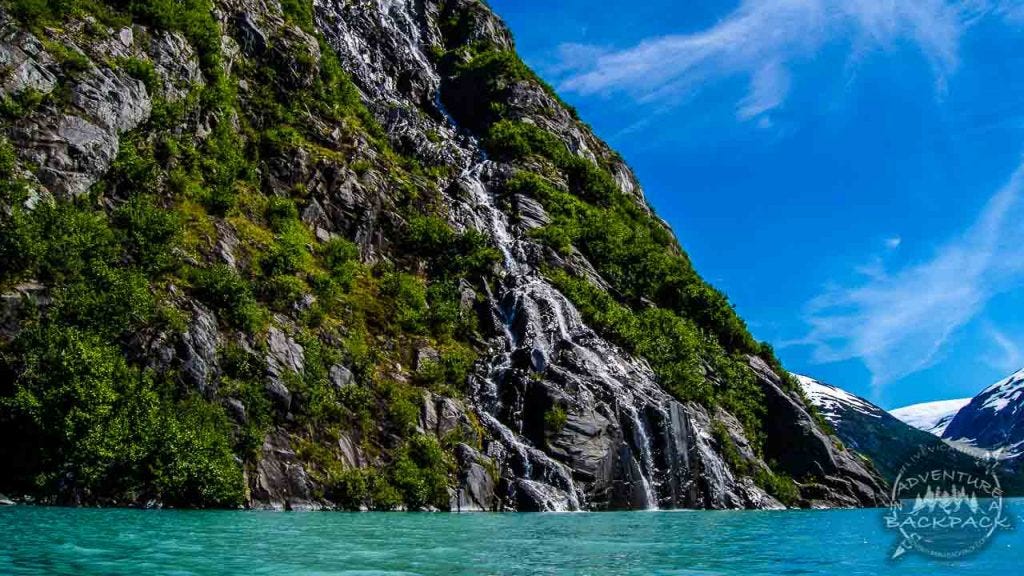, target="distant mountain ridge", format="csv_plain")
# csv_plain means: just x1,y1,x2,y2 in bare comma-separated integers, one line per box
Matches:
799,372,1024,495
943,368,1024,460
796,375,964,483
890,368,1024,461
